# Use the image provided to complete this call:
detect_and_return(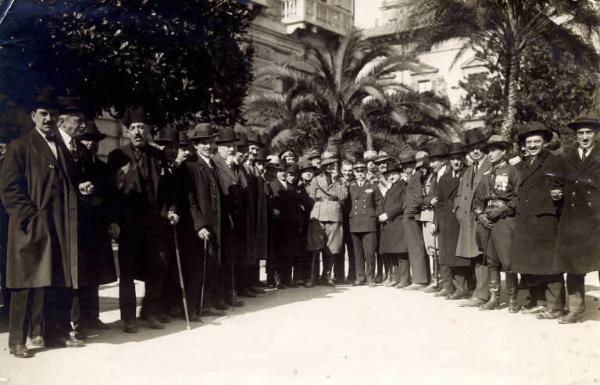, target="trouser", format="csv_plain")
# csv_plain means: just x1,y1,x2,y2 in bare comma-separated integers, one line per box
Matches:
440,264,453,291
119,212,169,322
44,287,72,342
273,256,293,285
8,288,45,346
352,232,376,283
565,273,585,314
293,253,310,283
333,252,345,282
451,265,476,295
402,219,429,284
524,274,565,311
0,254,8,318
385,253,410,285
71,285,100,327
344,232,356,282
376,252,384,279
